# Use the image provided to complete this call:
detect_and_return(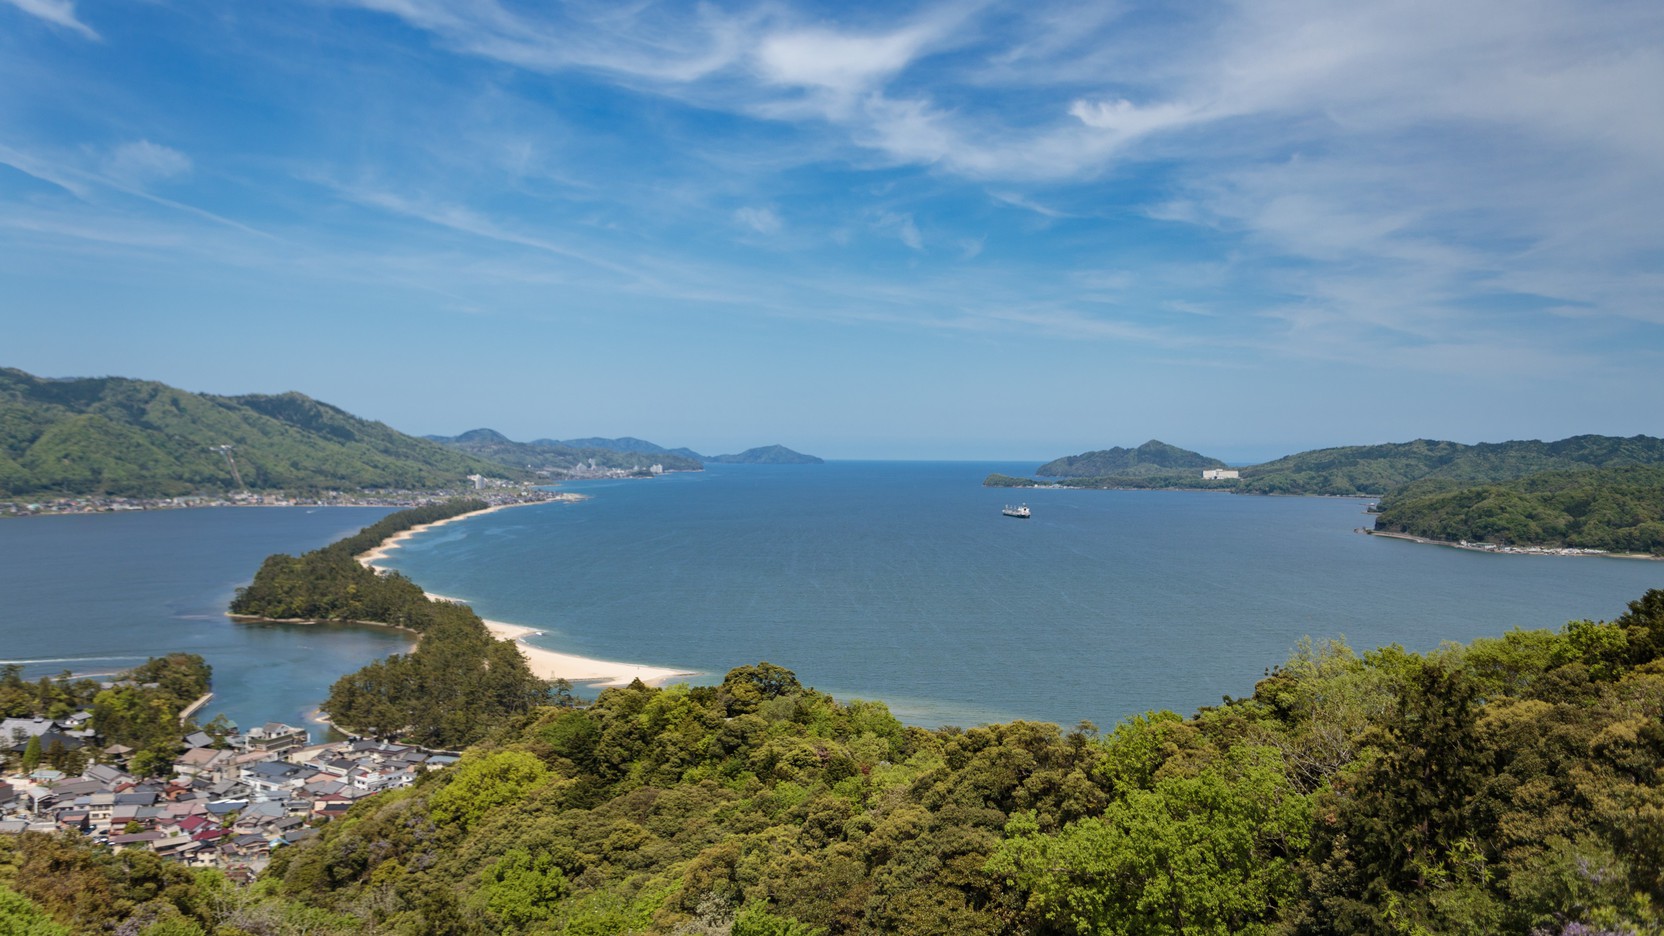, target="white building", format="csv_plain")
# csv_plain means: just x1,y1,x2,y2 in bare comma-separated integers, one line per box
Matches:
1202,469,1240,480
